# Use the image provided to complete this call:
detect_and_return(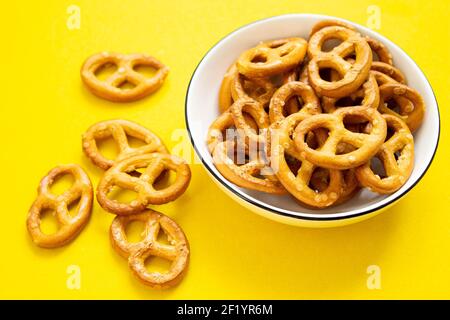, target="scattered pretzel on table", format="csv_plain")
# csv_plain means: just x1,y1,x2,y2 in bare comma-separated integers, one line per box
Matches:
27,164,93,248
81,52,169,102
110,210,189,288
97,153,191,215
82,119,168,170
